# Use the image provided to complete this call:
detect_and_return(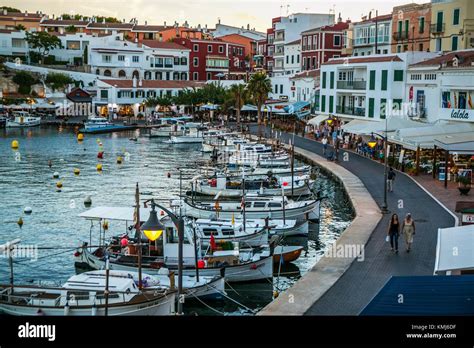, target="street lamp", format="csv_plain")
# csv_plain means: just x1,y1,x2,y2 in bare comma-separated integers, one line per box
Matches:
142,199,185,315
368,131,389,213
